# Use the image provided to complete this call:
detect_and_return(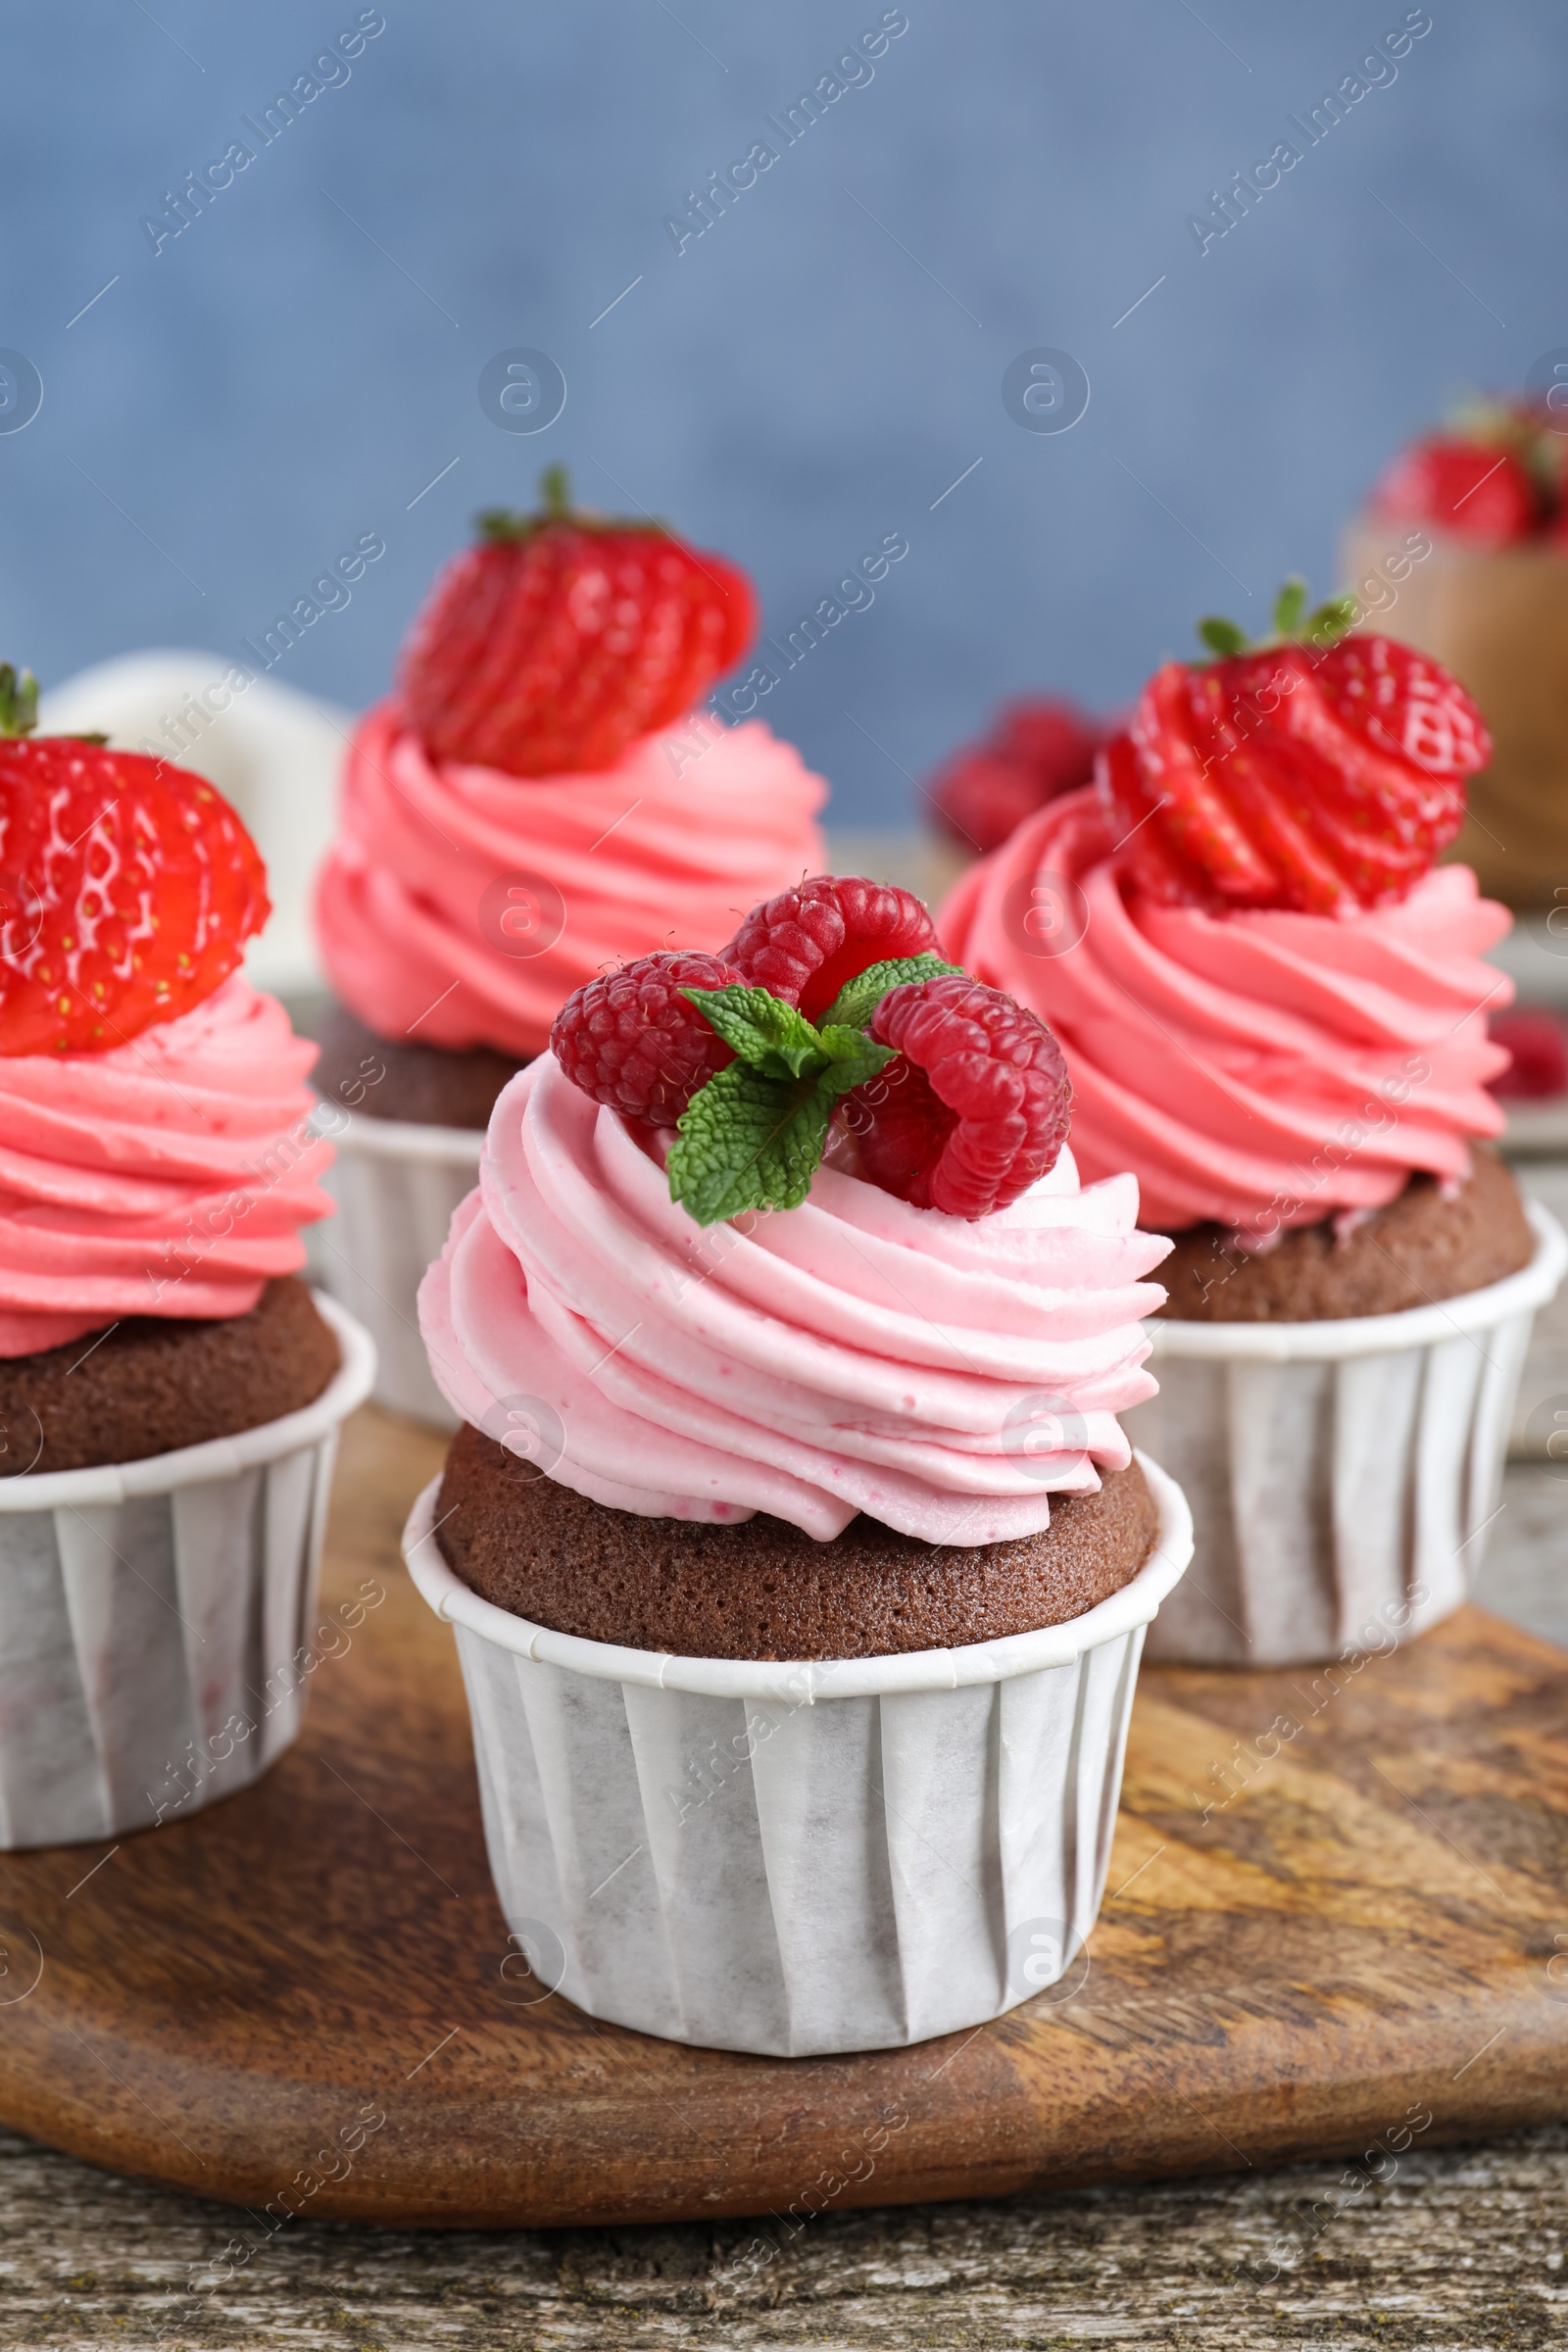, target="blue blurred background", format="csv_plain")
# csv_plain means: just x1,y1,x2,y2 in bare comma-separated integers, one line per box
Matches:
2,0,1561,822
